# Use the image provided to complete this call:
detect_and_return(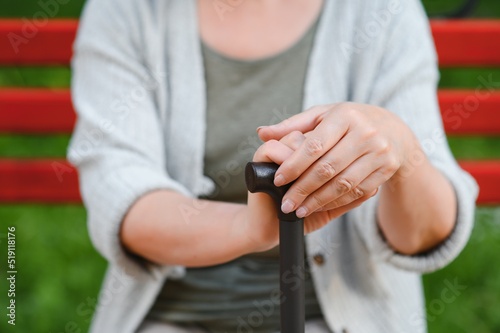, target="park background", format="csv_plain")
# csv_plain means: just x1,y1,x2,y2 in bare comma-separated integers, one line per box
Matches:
0,0,499,332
